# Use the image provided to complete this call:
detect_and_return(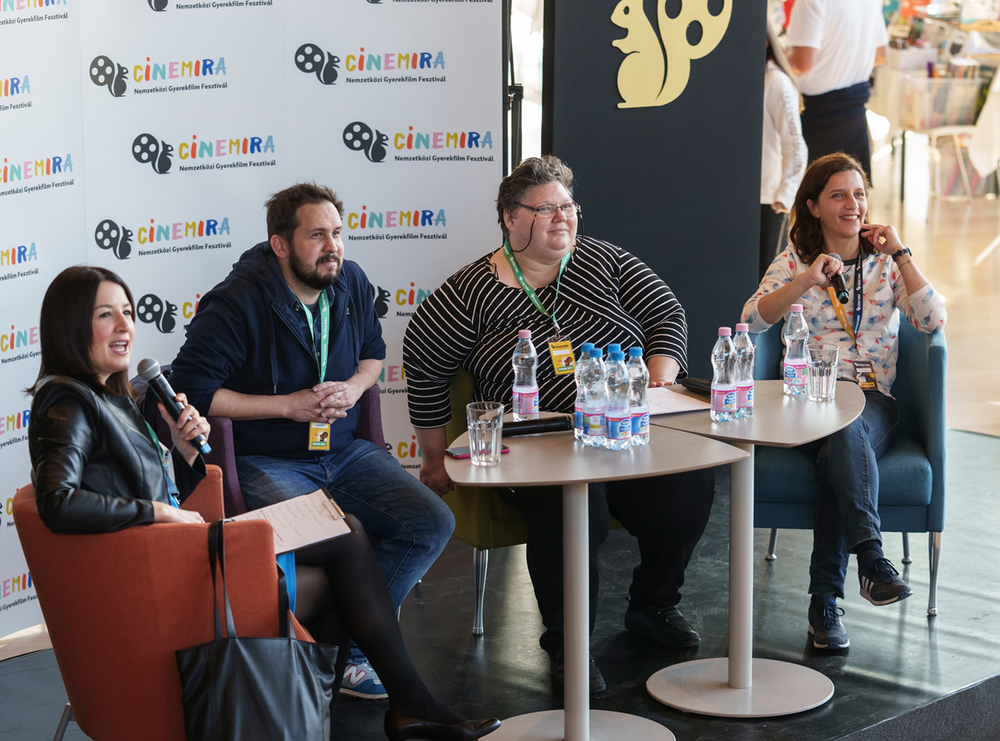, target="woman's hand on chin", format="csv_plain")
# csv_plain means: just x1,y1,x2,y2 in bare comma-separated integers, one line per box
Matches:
152,501,205,524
